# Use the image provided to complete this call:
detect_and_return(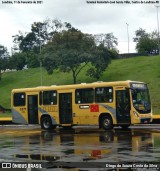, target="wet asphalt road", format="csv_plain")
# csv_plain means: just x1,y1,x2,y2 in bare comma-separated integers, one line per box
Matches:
0,125,160,171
